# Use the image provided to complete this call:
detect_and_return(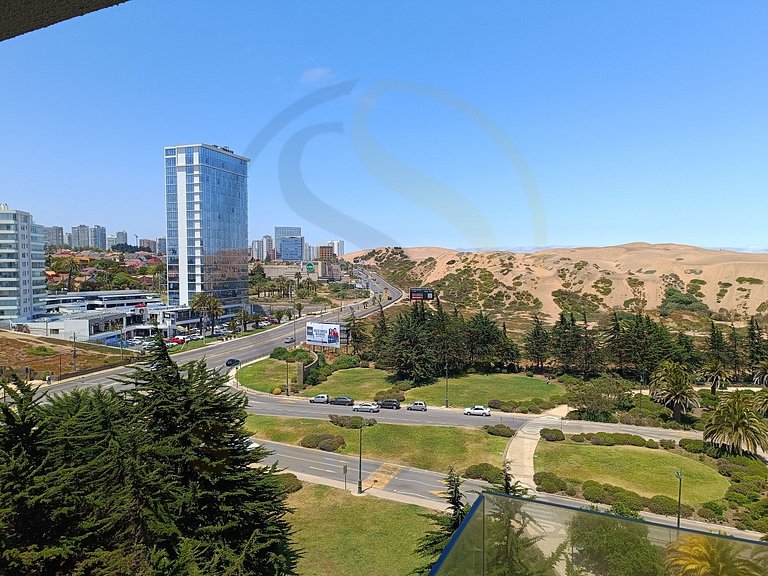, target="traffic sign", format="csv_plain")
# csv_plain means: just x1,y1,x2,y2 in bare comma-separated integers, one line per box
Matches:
306,262,315,273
